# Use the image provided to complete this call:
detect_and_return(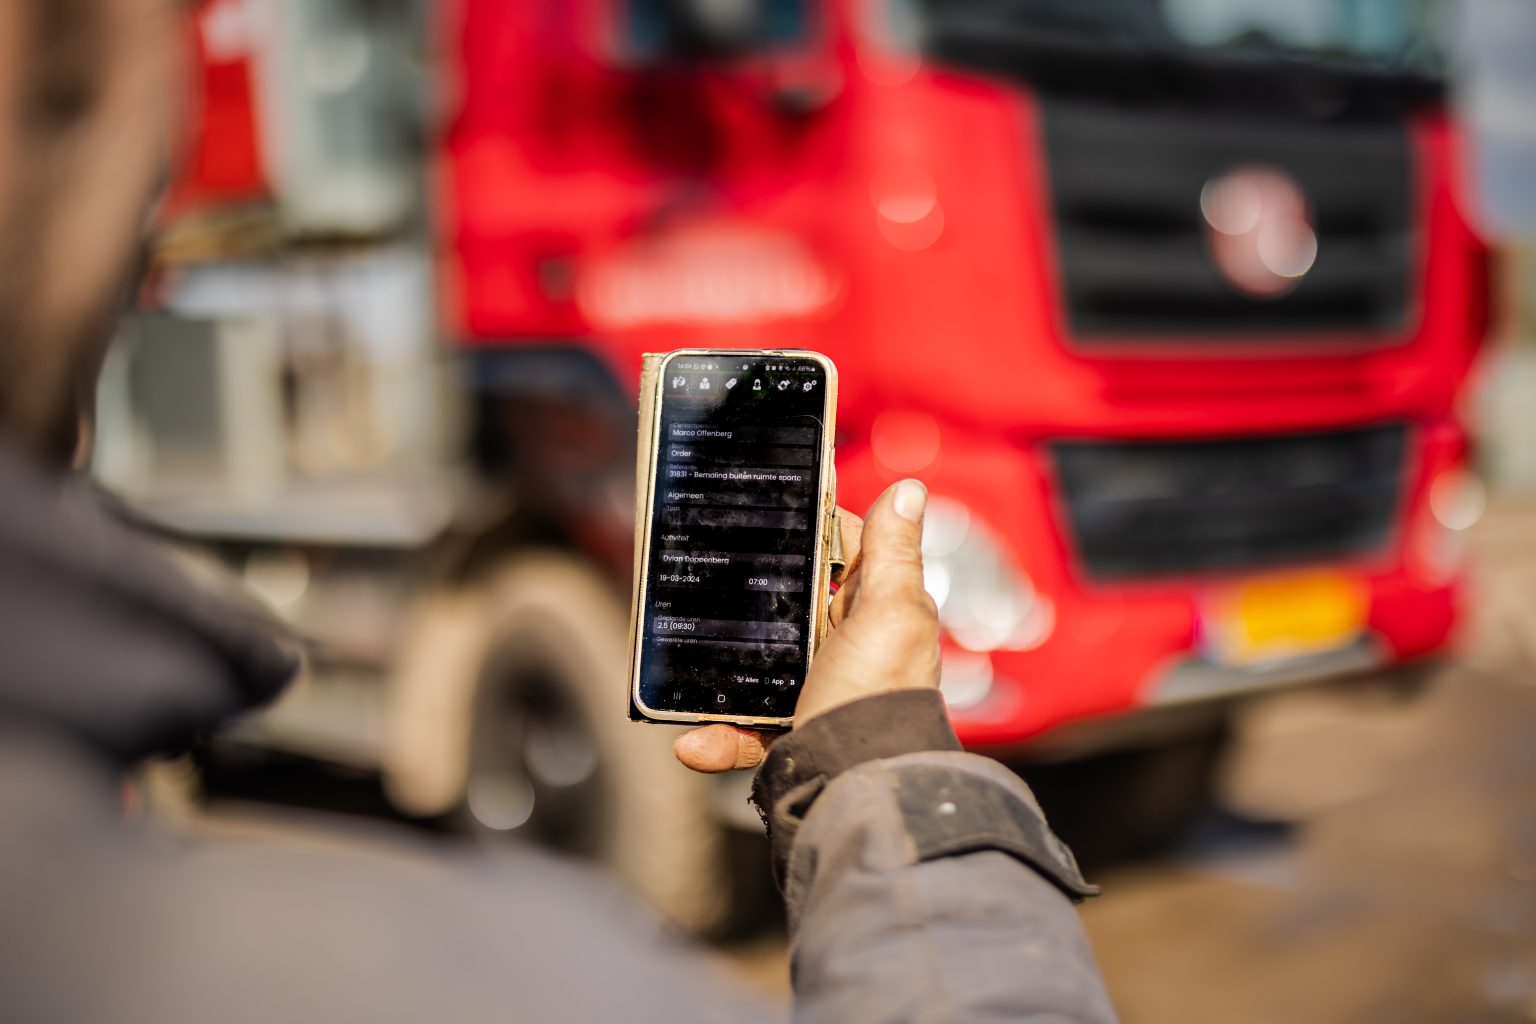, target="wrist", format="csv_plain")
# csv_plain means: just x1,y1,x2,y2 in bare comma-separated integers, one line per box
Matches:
793,681,942,732
756,689,960,817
